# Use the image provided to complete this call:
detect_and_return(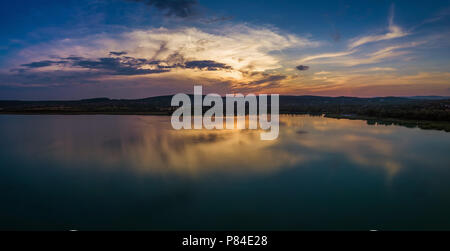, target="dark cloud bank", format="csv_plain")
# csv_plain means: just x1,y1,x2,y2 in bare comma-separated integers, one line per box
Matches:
20,52,232,76
2,51,235,87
